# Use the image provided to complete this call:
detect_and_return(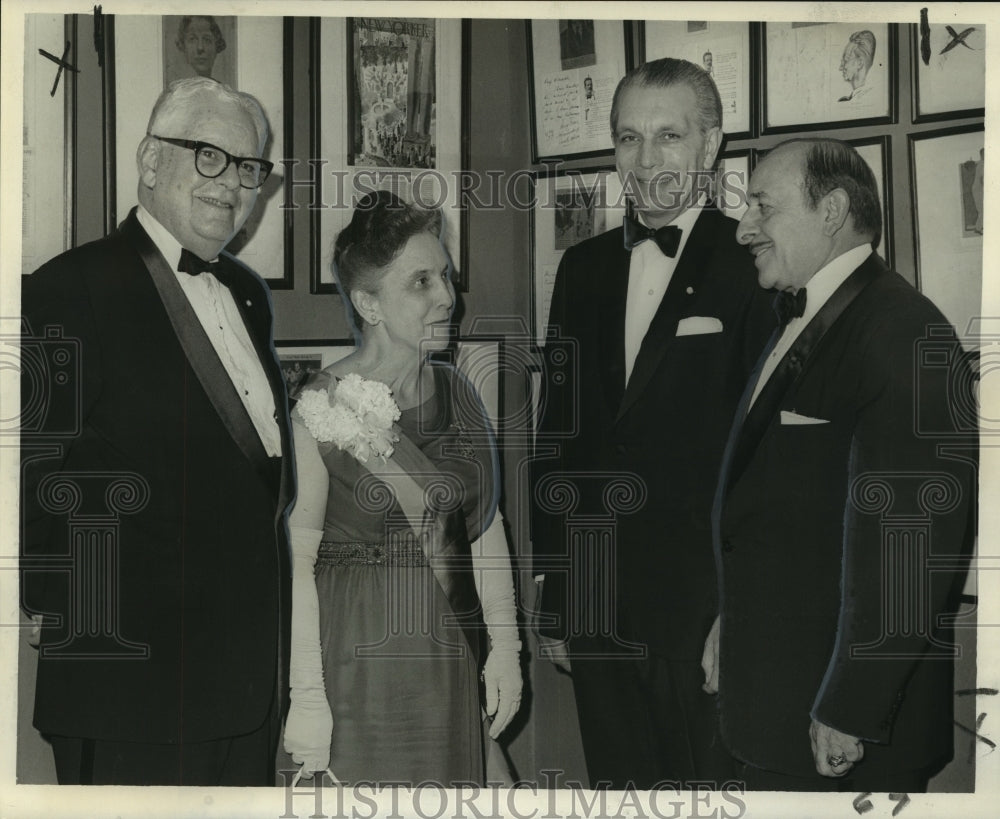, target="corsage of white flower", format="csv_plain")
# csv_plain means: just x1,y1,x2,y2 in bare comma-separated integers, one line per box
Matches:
297,373,401,463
